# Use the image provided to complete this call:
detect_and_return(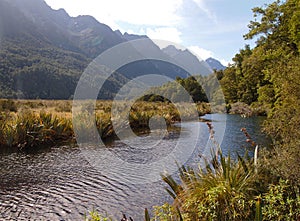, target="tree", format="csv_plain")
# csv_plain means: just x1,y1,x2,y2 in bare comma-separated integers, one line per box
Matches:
243,0,300,185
